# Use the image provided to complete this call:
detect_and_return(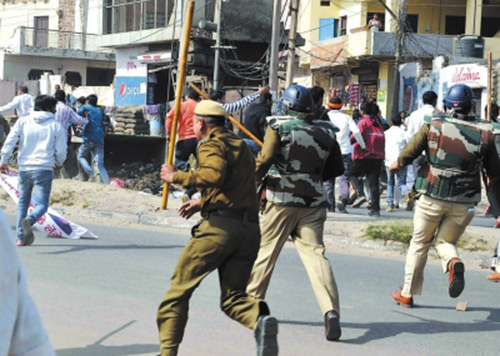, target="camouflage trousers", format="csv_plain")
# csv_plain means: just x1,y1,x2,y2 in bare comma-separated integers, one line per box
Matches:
156,214,267,356
402,195,475,296
246,203,340,316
